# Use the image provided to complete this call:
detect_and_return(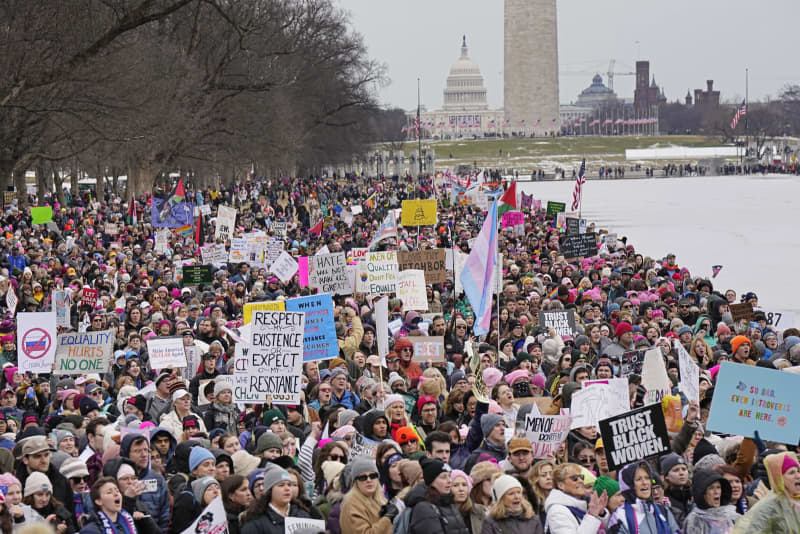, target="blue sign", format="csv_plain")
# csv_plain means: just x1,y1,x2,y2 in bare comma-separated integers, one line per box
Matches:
707,362,799,445
151,198,194,228
285,294,338,362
